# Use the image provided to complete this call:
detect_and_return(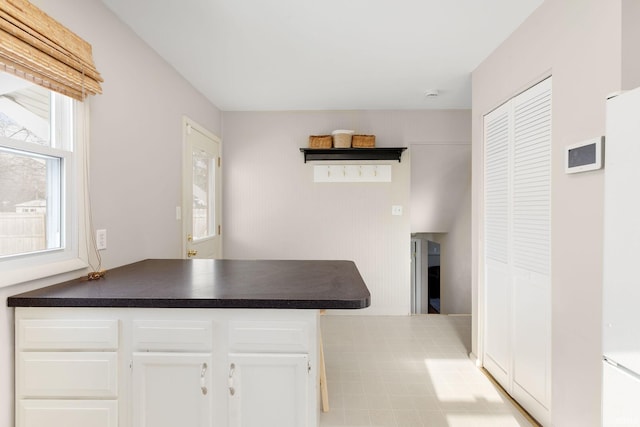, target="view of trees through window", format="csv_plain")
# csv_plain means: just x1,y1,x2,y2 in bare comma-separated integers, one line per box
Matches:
0,76,65,257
